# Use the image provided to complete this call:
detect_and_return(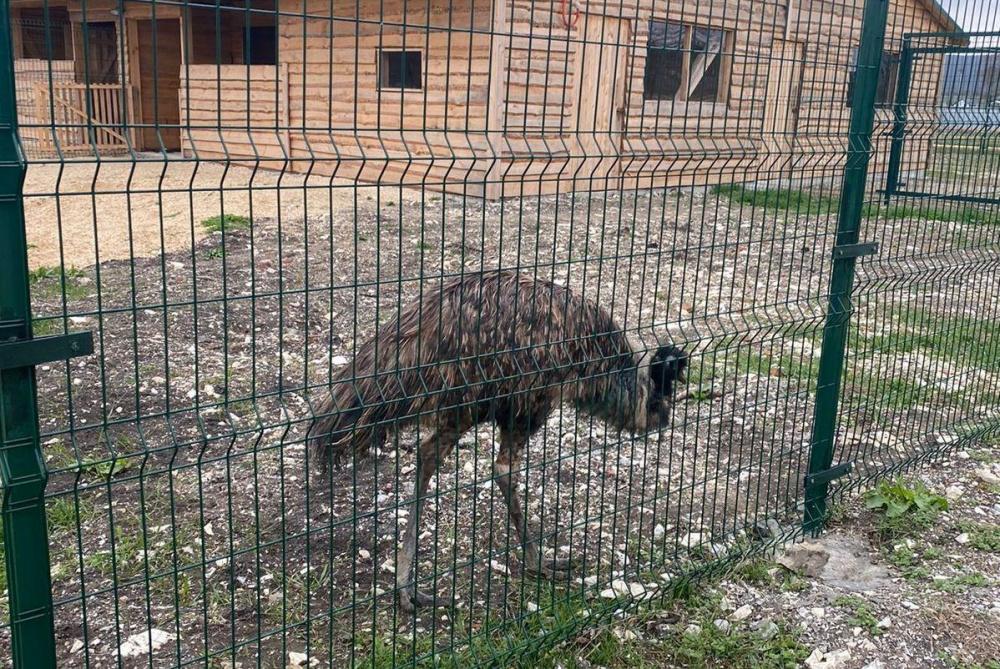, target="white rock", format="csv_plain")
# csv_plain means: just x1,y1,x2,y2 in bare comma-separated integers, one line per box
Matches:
118,629,175,658
653,523,665,540
713,619,731,633
862,661,885,669
681,532,704,548
288,651,319,667
331,355,349,366
975,467,1000,486
956,533,970,545
945,485,965,501
876,616,892,630
752,619,779,640
490,560,510,575
70,639,84,654
811,607,826,618
805,648,852,669
358,549,370,560
683,623,702,637
732,604,753,621
526,601,538,612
